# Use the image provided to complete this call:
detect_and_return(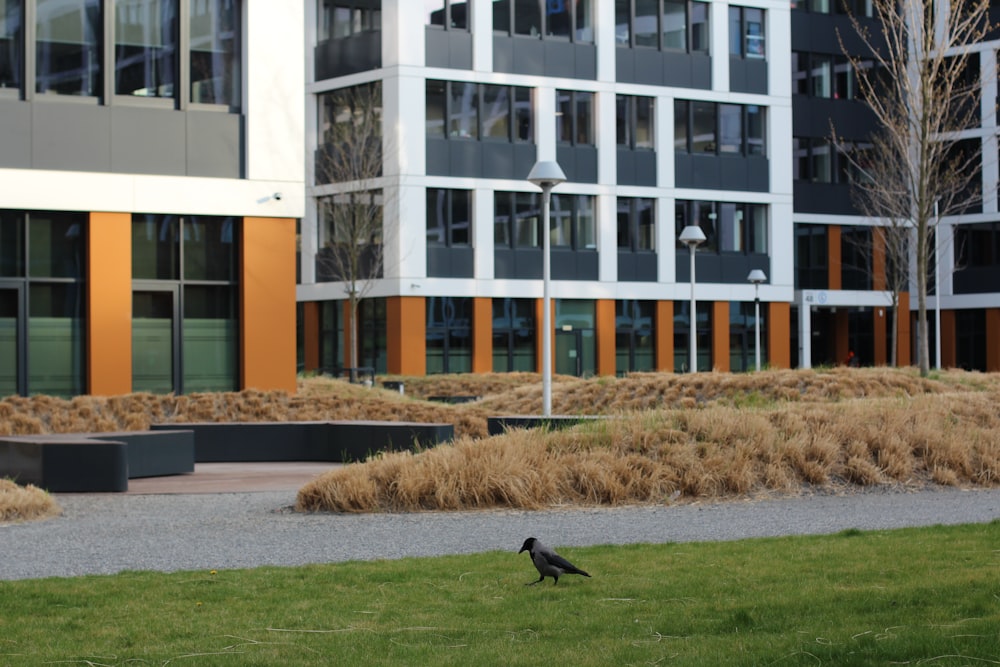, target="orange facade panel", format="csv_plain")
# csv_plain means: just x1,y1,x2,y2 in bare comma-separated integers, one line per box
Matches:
387,296,426,375
241,217,297,393
828,225,842,291
87,212,132,396
596,299,616,376
712,301,729,372
472,297,493,373
656,300,674,371
767,301,791,369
